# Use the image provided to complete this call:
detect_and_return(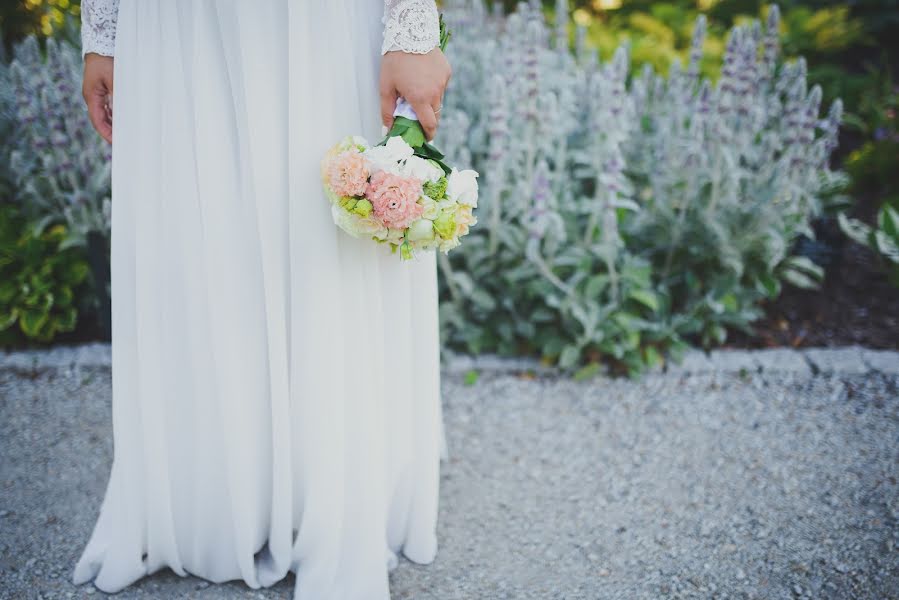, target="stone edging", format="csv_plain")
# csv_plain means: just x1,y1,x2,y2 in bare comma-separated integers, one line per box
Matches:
444,346,899,377
2,343,898,377
0,342,111,374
